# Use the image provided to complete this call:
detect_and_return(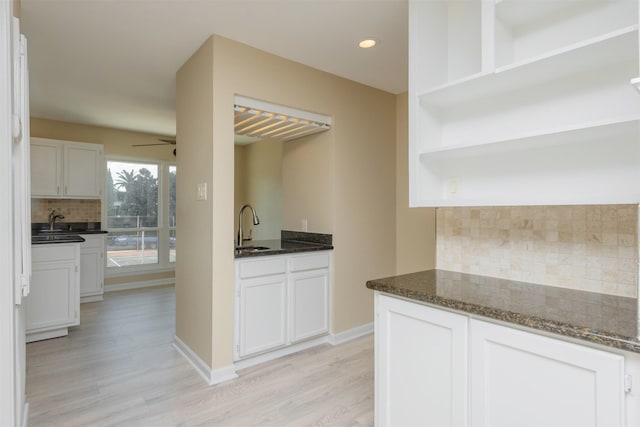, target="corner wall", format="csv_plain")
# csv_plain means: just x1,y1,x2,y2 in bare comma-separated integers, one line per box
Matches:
175,37,215,366
176,35,397,370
